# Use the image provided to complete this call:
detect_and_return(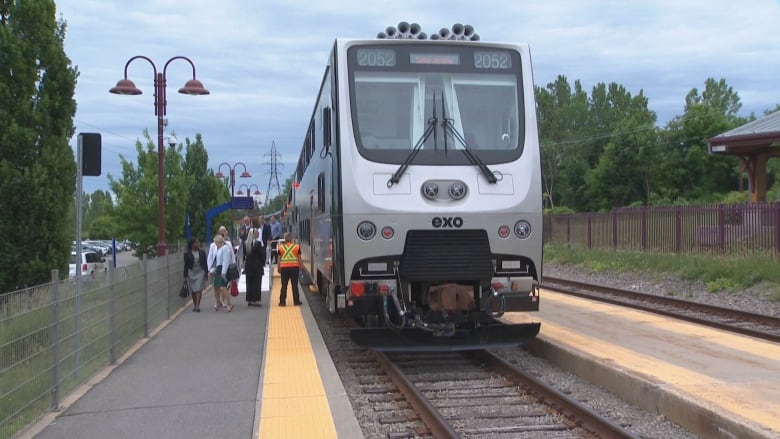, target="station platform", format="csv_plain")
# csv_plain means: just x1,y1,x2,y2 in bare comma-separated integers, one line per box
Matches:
504,290,780,439
23,265,363,439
